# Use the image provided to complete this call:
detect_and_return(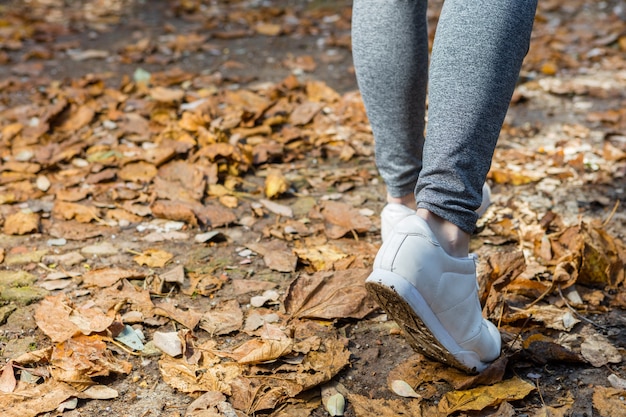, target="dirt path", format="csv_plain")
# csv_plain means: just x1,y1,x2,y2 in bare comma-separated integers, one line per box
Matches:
1,1,626,417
